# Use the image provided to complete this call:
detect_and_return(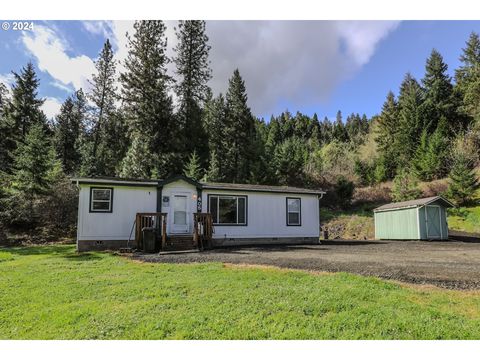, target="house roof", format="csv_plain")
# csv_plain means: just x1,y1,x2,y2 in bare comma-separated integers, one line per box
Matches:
374,196,454,212
71,176,325,196
200,181,326,195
